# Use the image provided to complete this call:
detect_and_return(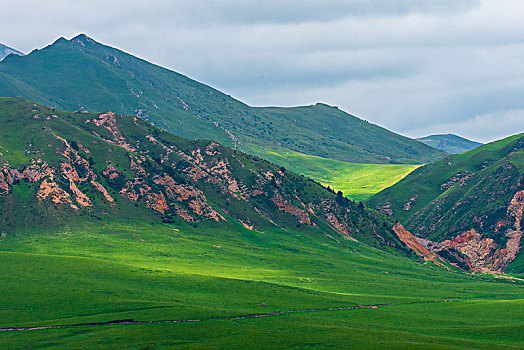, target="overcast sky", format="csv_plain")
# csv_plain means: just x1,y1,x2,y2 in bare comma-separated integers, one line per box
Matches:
1,0,523,142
